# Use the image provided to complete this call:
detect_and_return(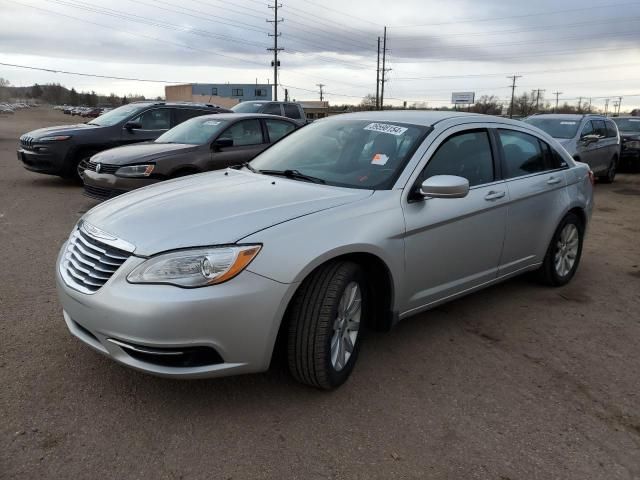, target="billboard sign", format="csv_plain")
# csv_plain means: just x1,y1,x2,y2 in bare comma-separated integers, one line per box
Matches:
451,92,475,104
